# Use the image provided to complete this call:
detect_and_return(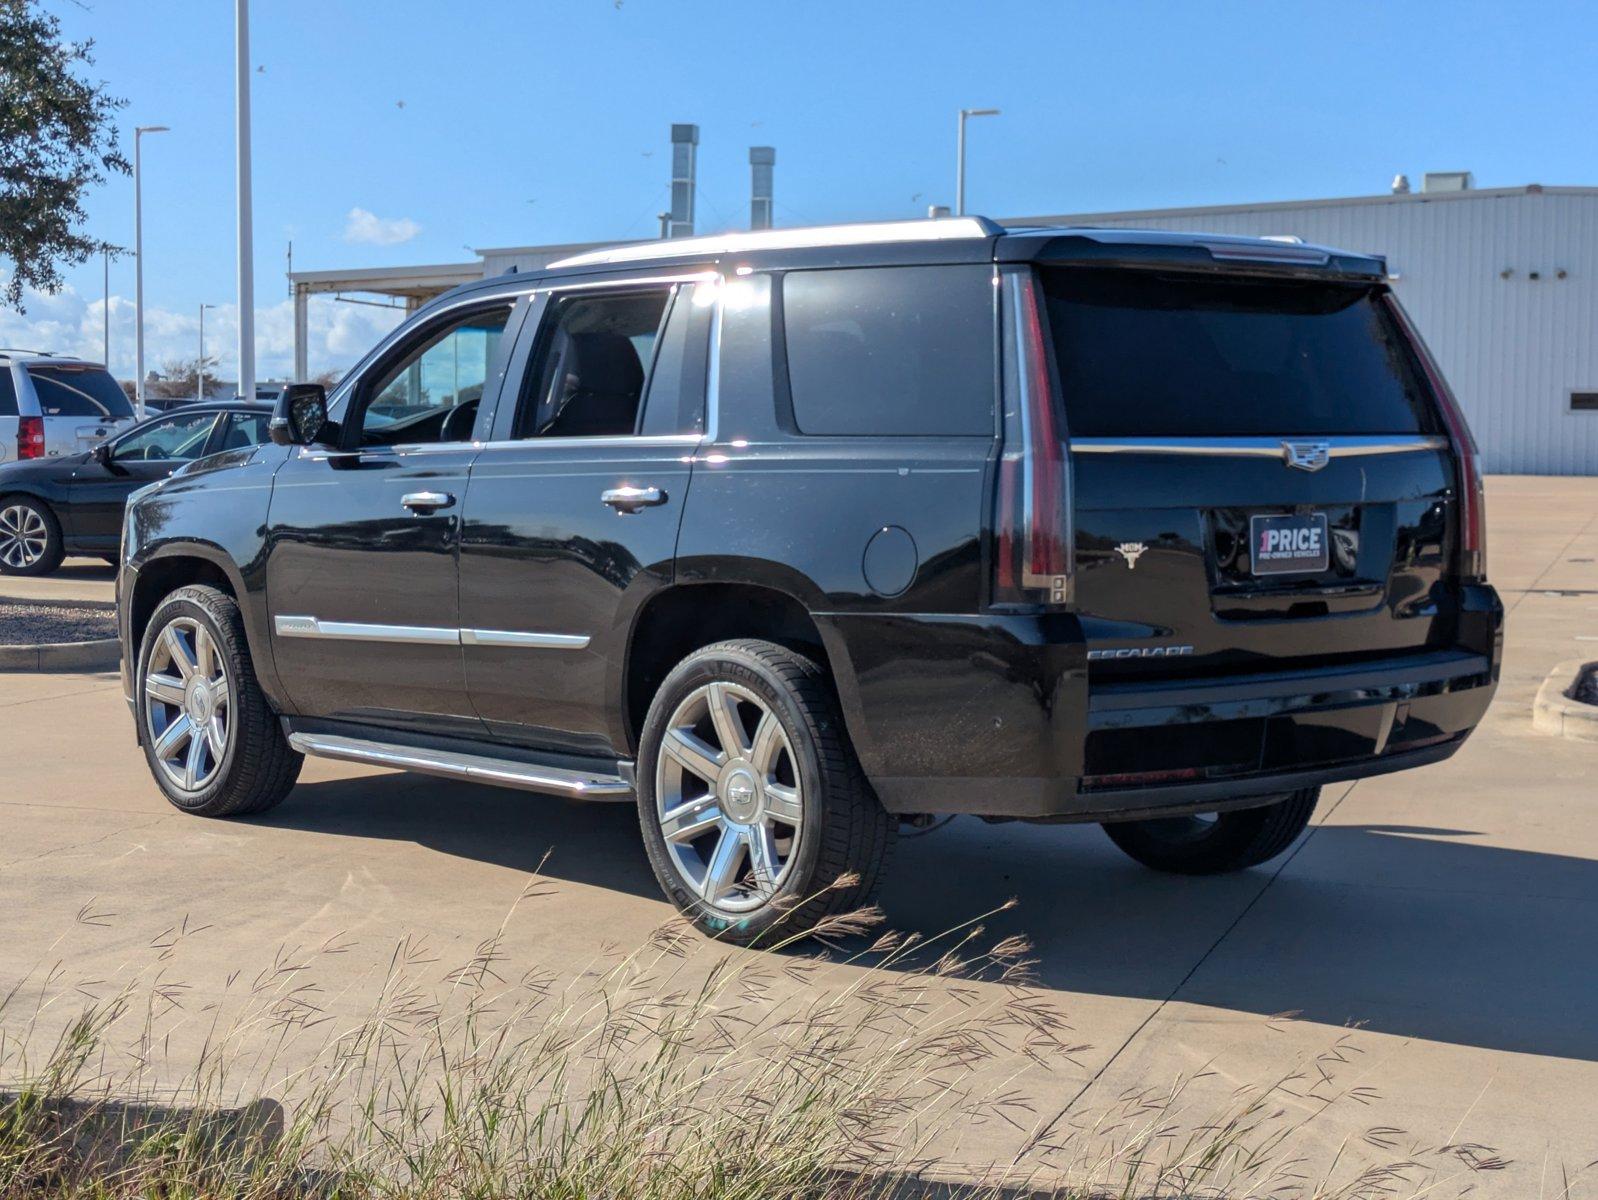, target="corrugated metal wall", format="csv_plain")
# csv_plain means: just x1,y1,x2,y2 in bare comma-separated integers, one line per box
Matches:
1046,190,1598,475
